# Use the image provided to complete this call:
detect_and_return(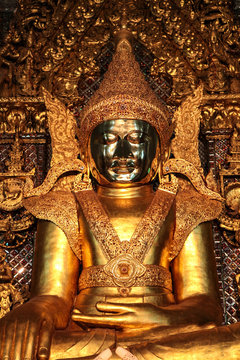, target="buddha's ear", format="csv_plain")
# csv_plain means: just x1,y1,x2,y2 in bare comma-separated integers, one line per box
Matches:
79,151,86,163
164,147,171,162
162,142,171,163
